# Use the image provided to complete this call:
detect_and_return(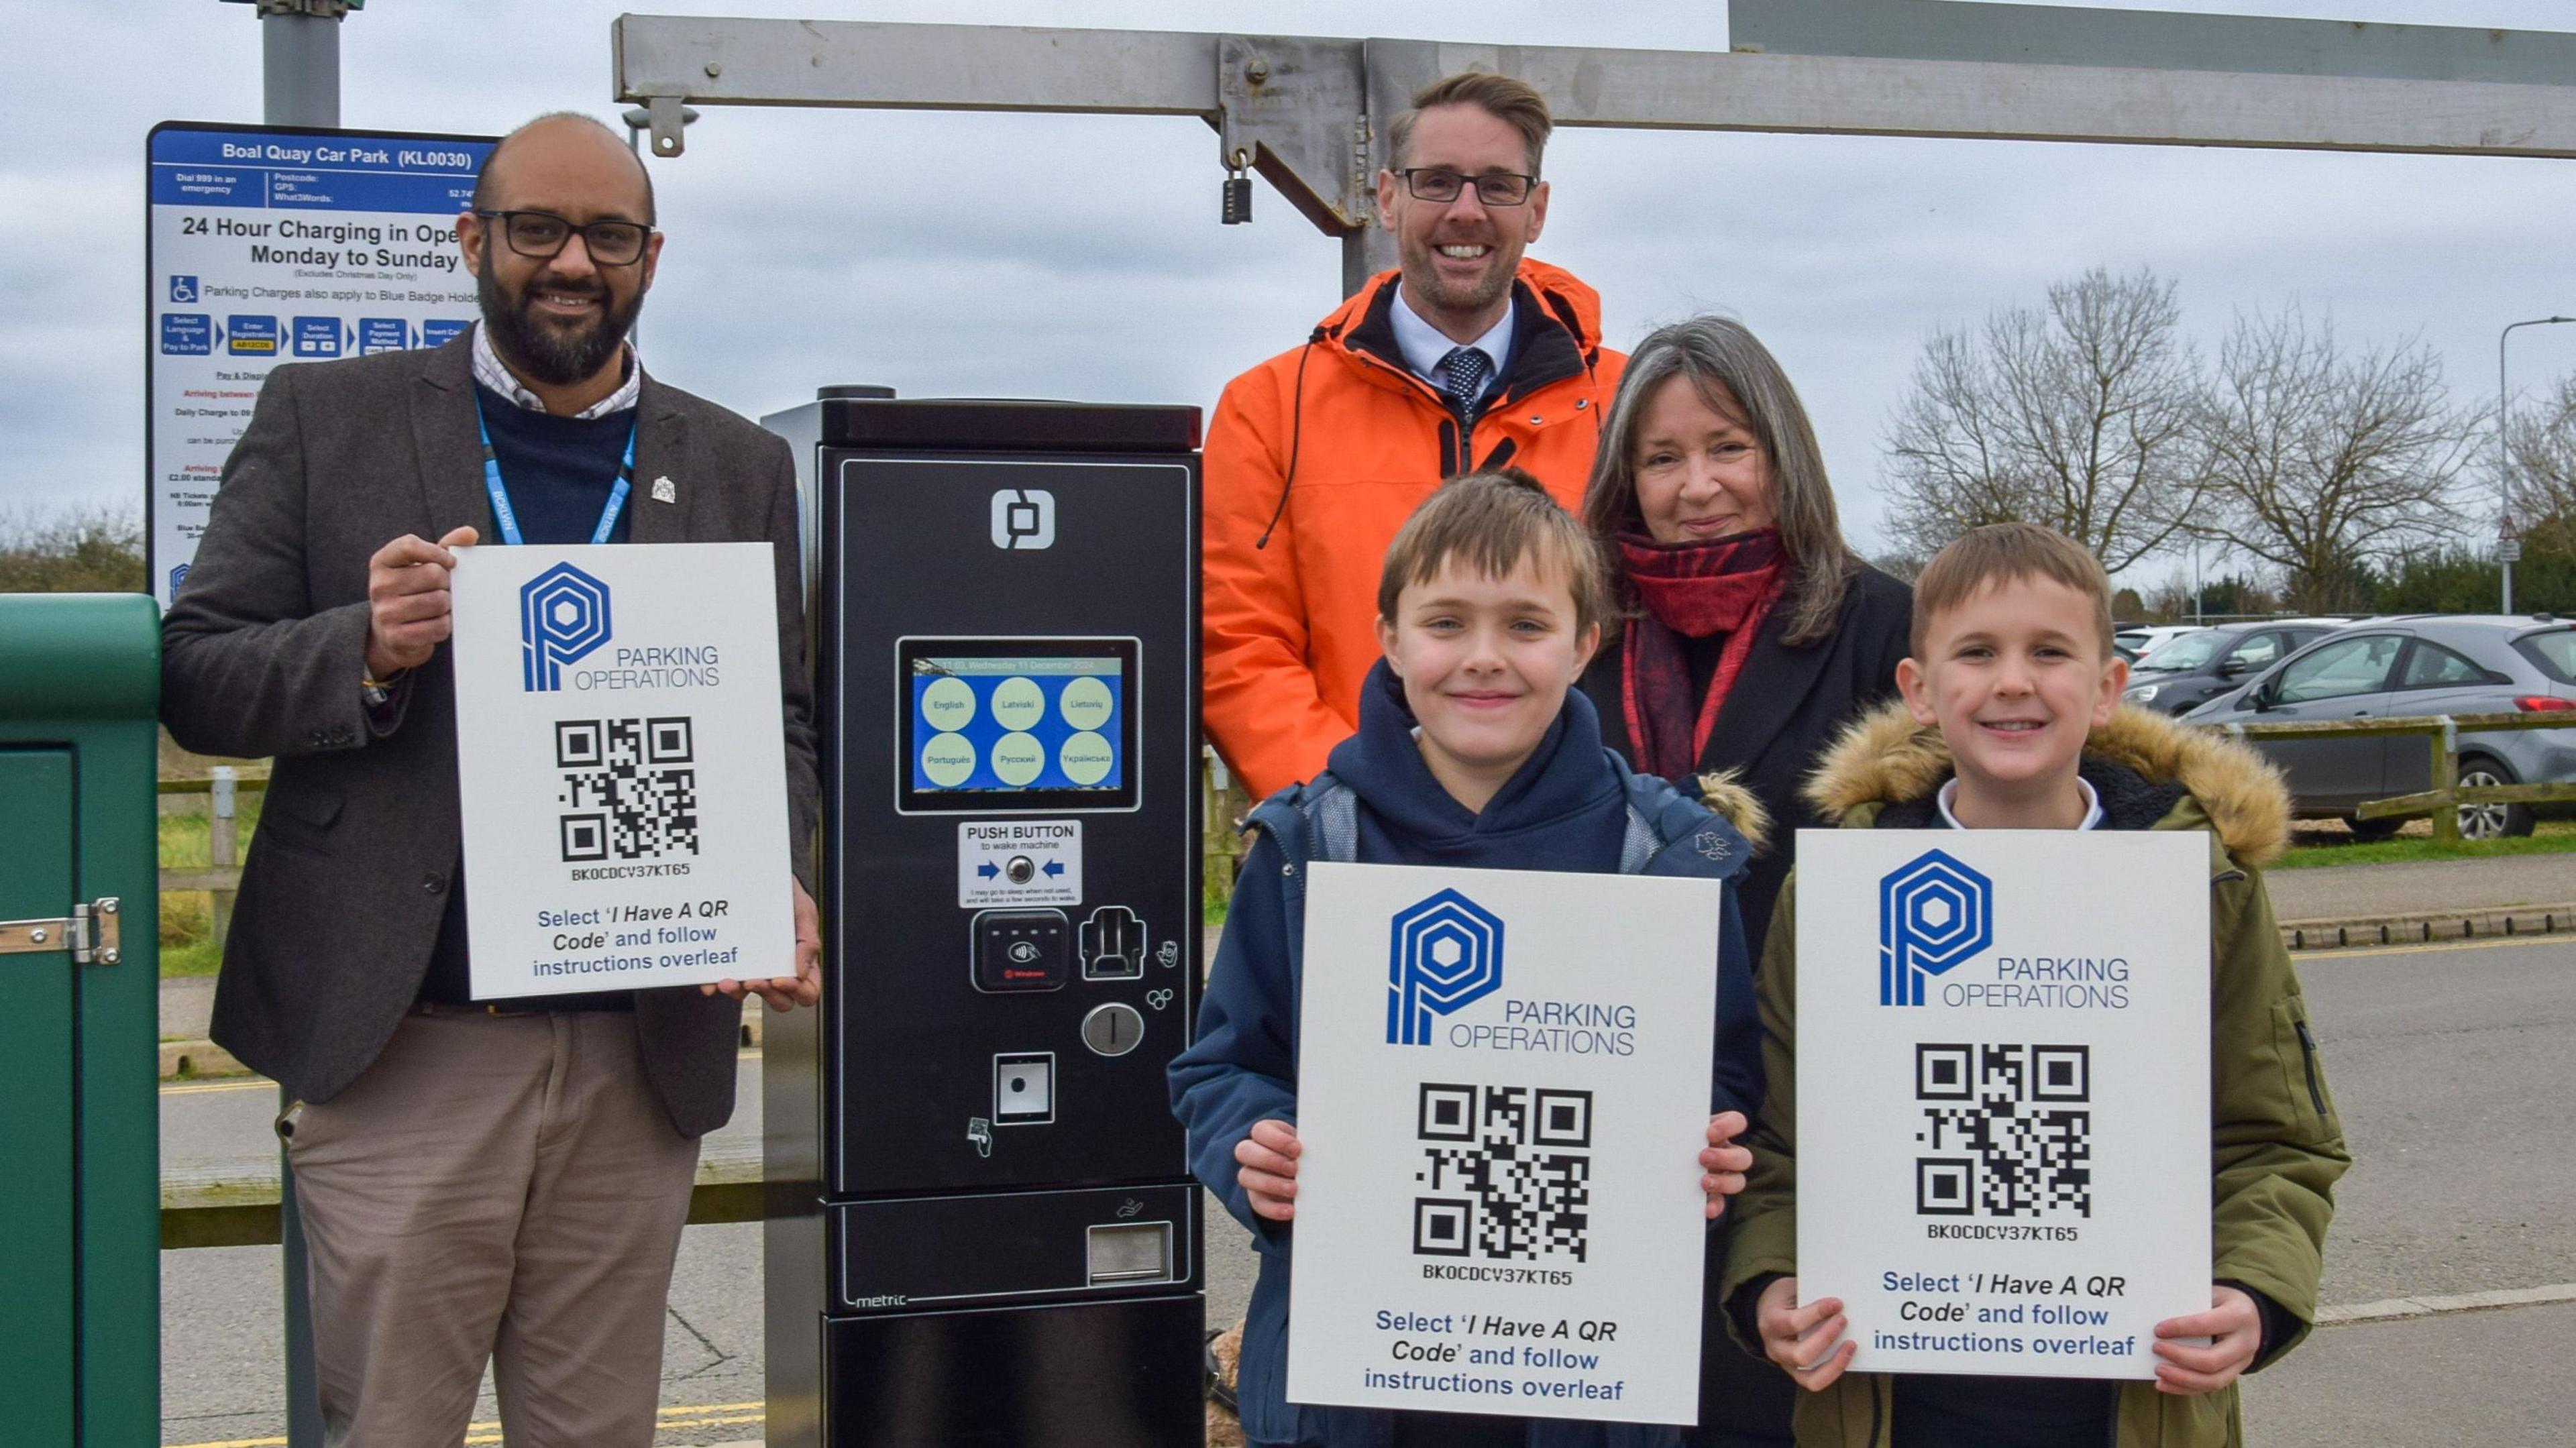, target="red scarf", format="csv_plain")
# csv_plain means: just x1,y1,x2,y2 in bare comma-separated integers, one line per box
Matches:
1617,528,1788,781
